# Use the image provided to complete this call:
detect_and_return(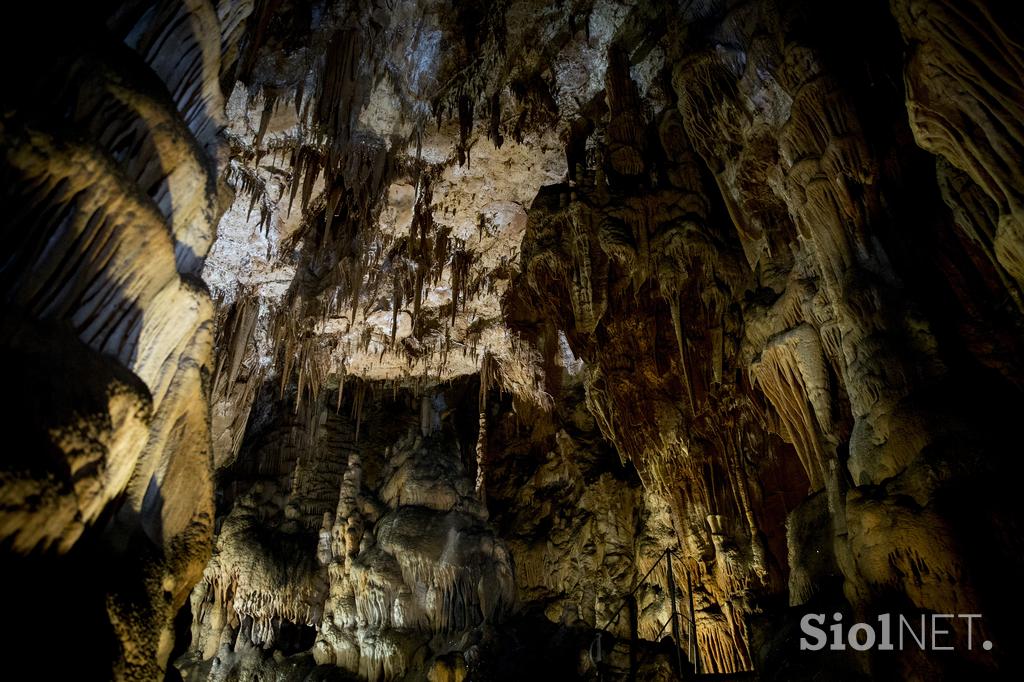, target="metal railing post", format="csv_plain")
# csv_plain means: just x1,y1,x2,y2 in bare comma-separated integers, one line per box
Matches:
666,549,685,677
687,566,699,675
